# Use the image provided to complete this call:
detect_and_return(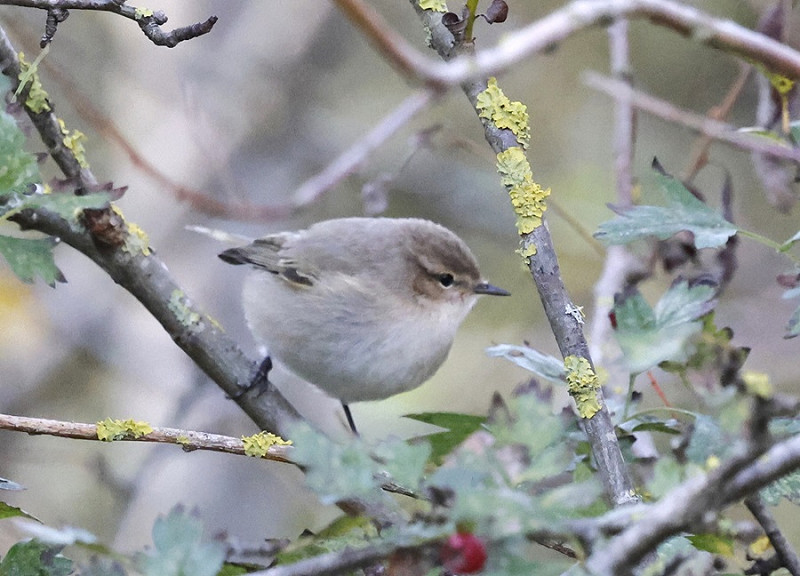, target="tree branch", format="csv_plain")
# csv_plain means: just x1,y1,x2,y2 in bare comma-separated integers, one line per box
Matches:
0,0,217,48
0,25,302,438
337,0,800,89
745,494,800,576
0,413,294,463
397,0,640,508
585,419,800,575
584,72,800,163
